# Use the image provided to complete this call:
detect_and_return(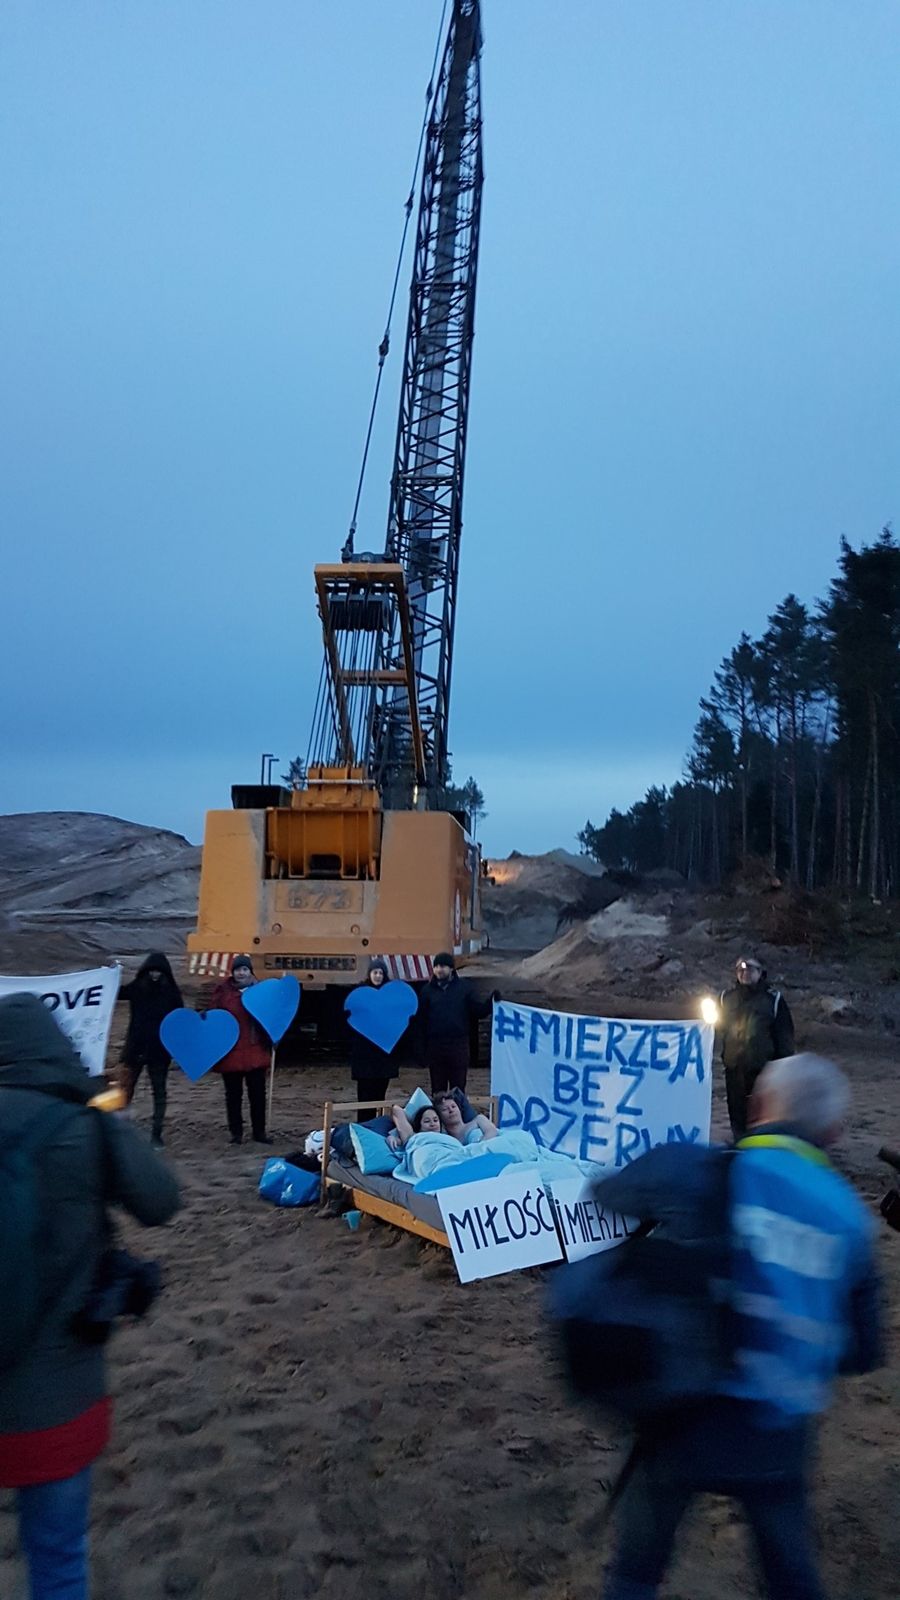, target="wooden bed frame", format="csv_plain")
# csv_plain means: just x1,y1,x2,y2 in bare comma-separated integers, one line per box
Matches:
320,1095,498,1248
